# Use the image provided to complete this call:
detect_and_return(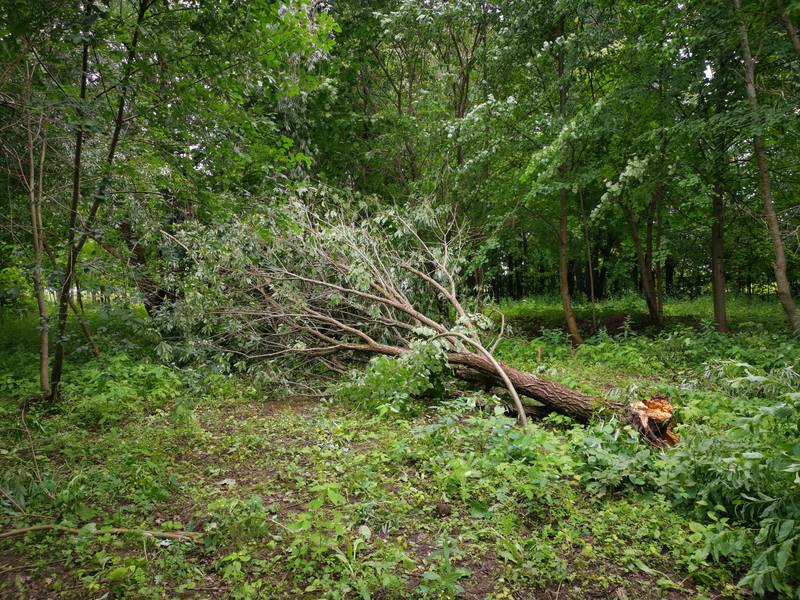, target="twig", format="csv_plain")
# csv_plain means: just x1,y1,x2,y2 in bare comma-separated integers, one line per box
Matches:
19,406,54,500
0,558,67,574
430,331,528,427
0,487,26,515
488,309,506,353
0,524,203,541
